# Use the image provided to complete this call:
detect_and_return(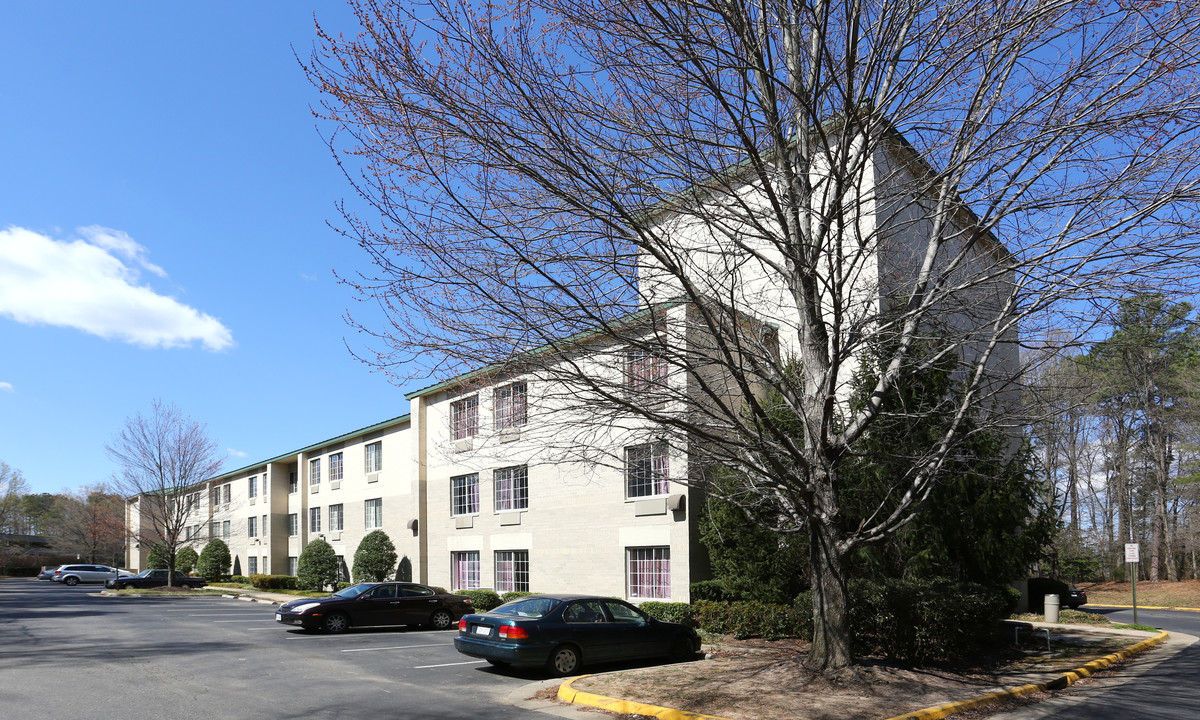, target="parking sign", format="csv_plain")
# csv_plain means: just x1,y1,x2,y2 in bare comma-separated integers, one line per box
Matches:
1125,543,1140,563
